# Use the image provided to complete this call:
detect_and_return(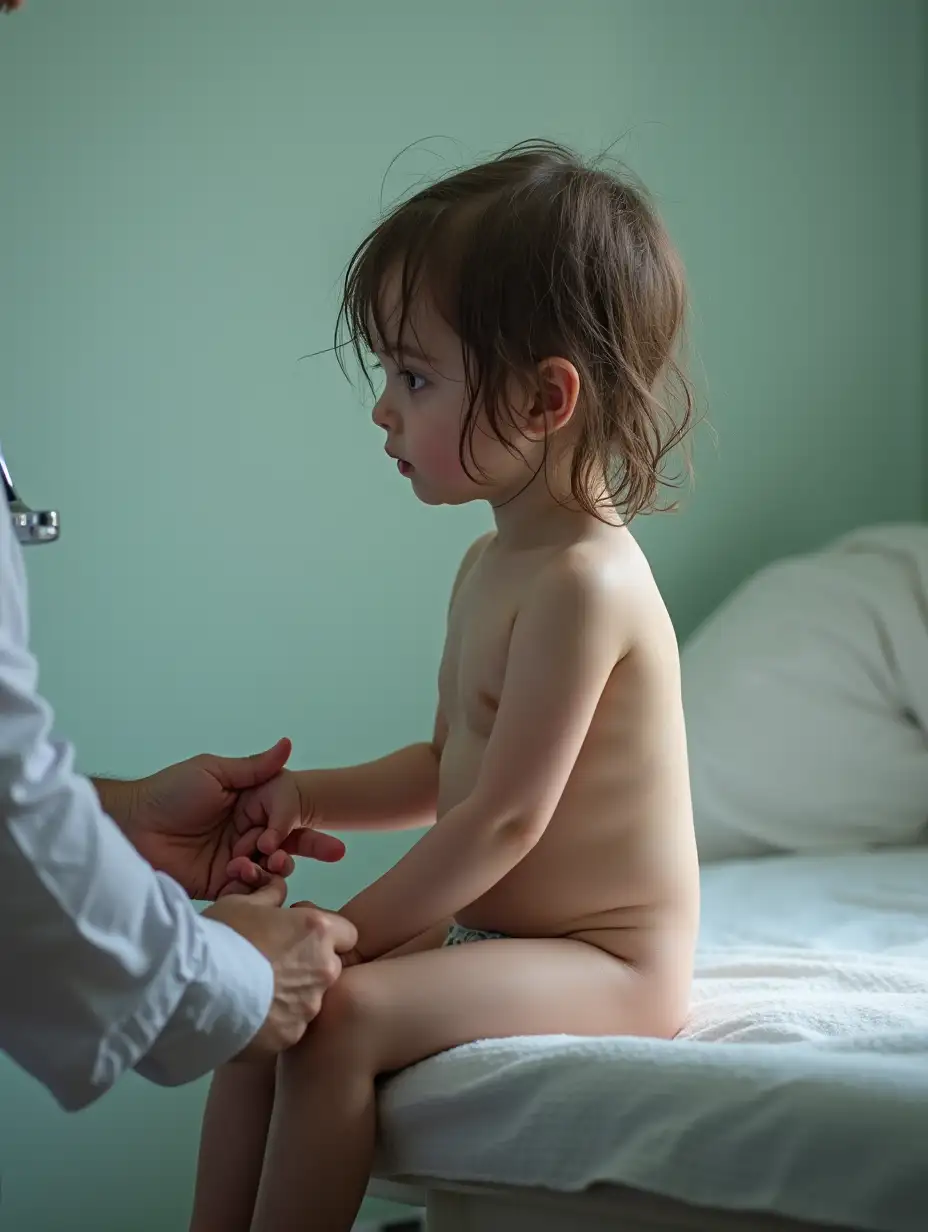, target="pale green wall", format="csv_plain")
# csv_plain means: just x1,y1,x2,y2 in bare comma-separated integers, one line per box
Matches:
0,1,924,1229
